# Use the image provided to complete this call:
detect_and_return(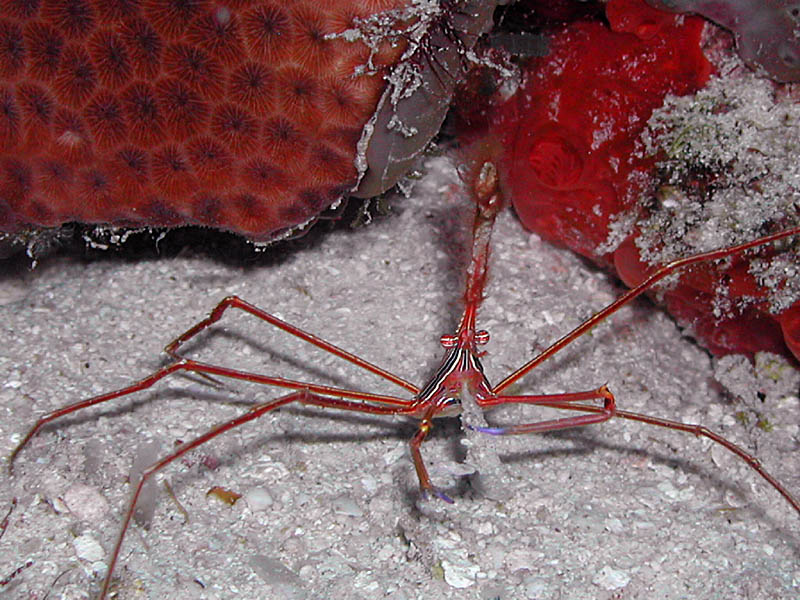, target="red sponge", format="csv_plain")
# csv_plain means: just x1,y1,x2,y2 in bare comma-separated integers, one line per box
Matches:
497,1,711,261
486,0,799,362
